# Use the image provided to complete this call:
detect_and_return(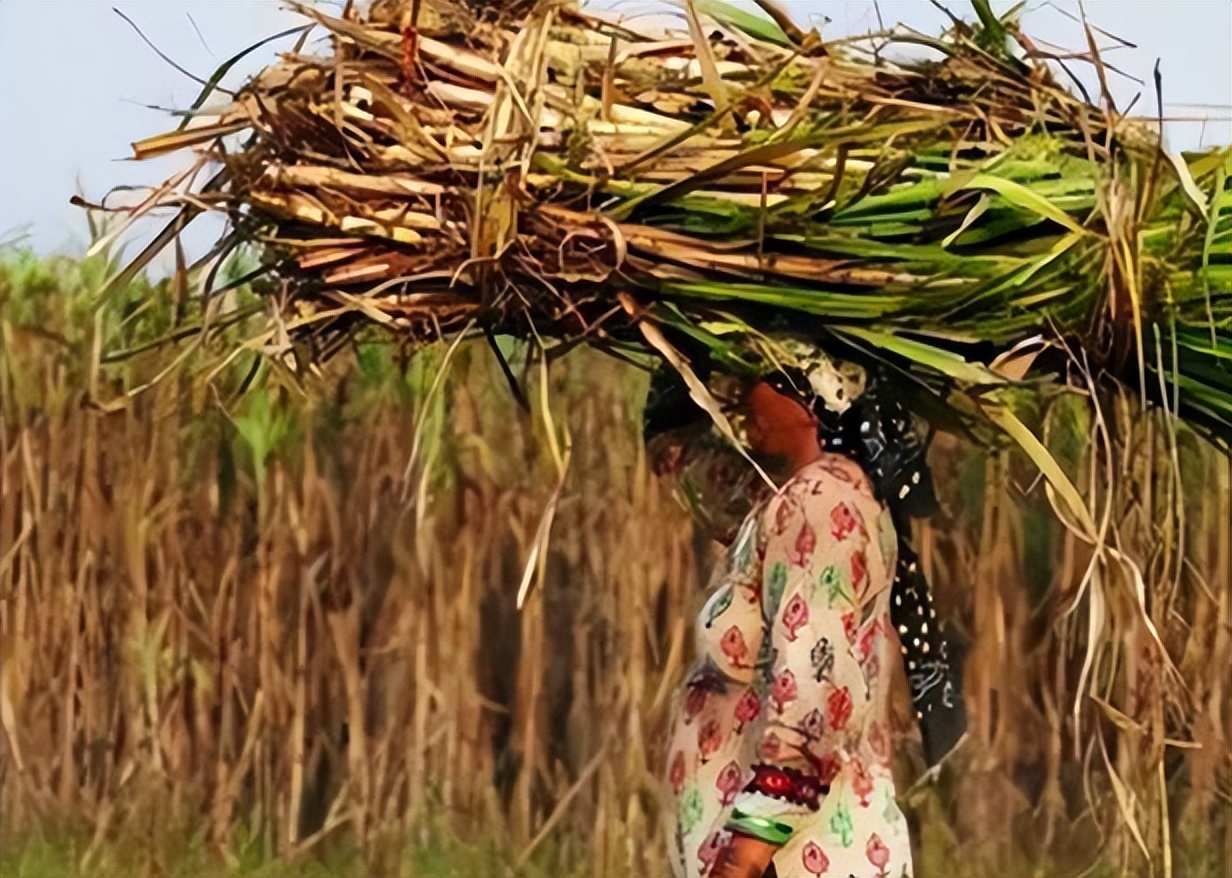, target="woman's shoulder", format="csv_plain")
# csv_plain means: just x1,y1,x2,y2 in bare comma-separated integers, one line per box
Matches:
760,454,898,581
790,452,878,501
755,453,882,535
